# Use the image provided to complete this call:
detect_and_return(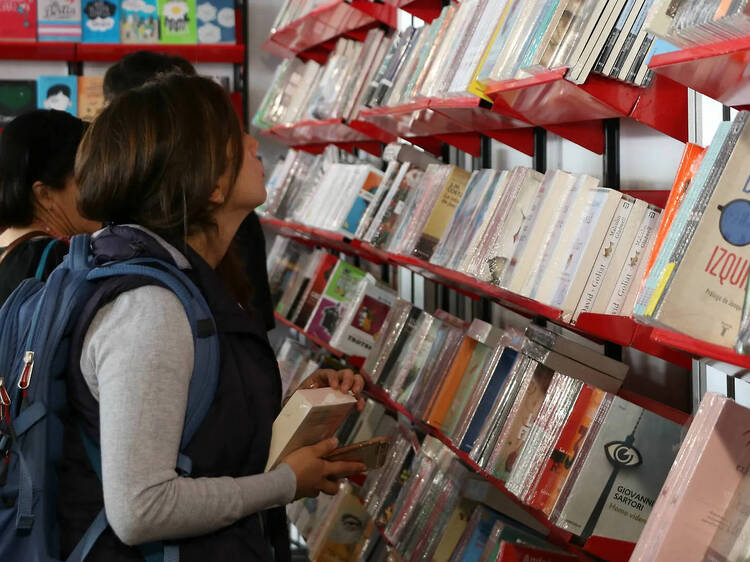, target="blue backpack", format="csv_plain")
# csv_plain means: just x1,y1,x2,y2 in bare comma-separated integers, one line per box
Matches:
0,233,220,561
